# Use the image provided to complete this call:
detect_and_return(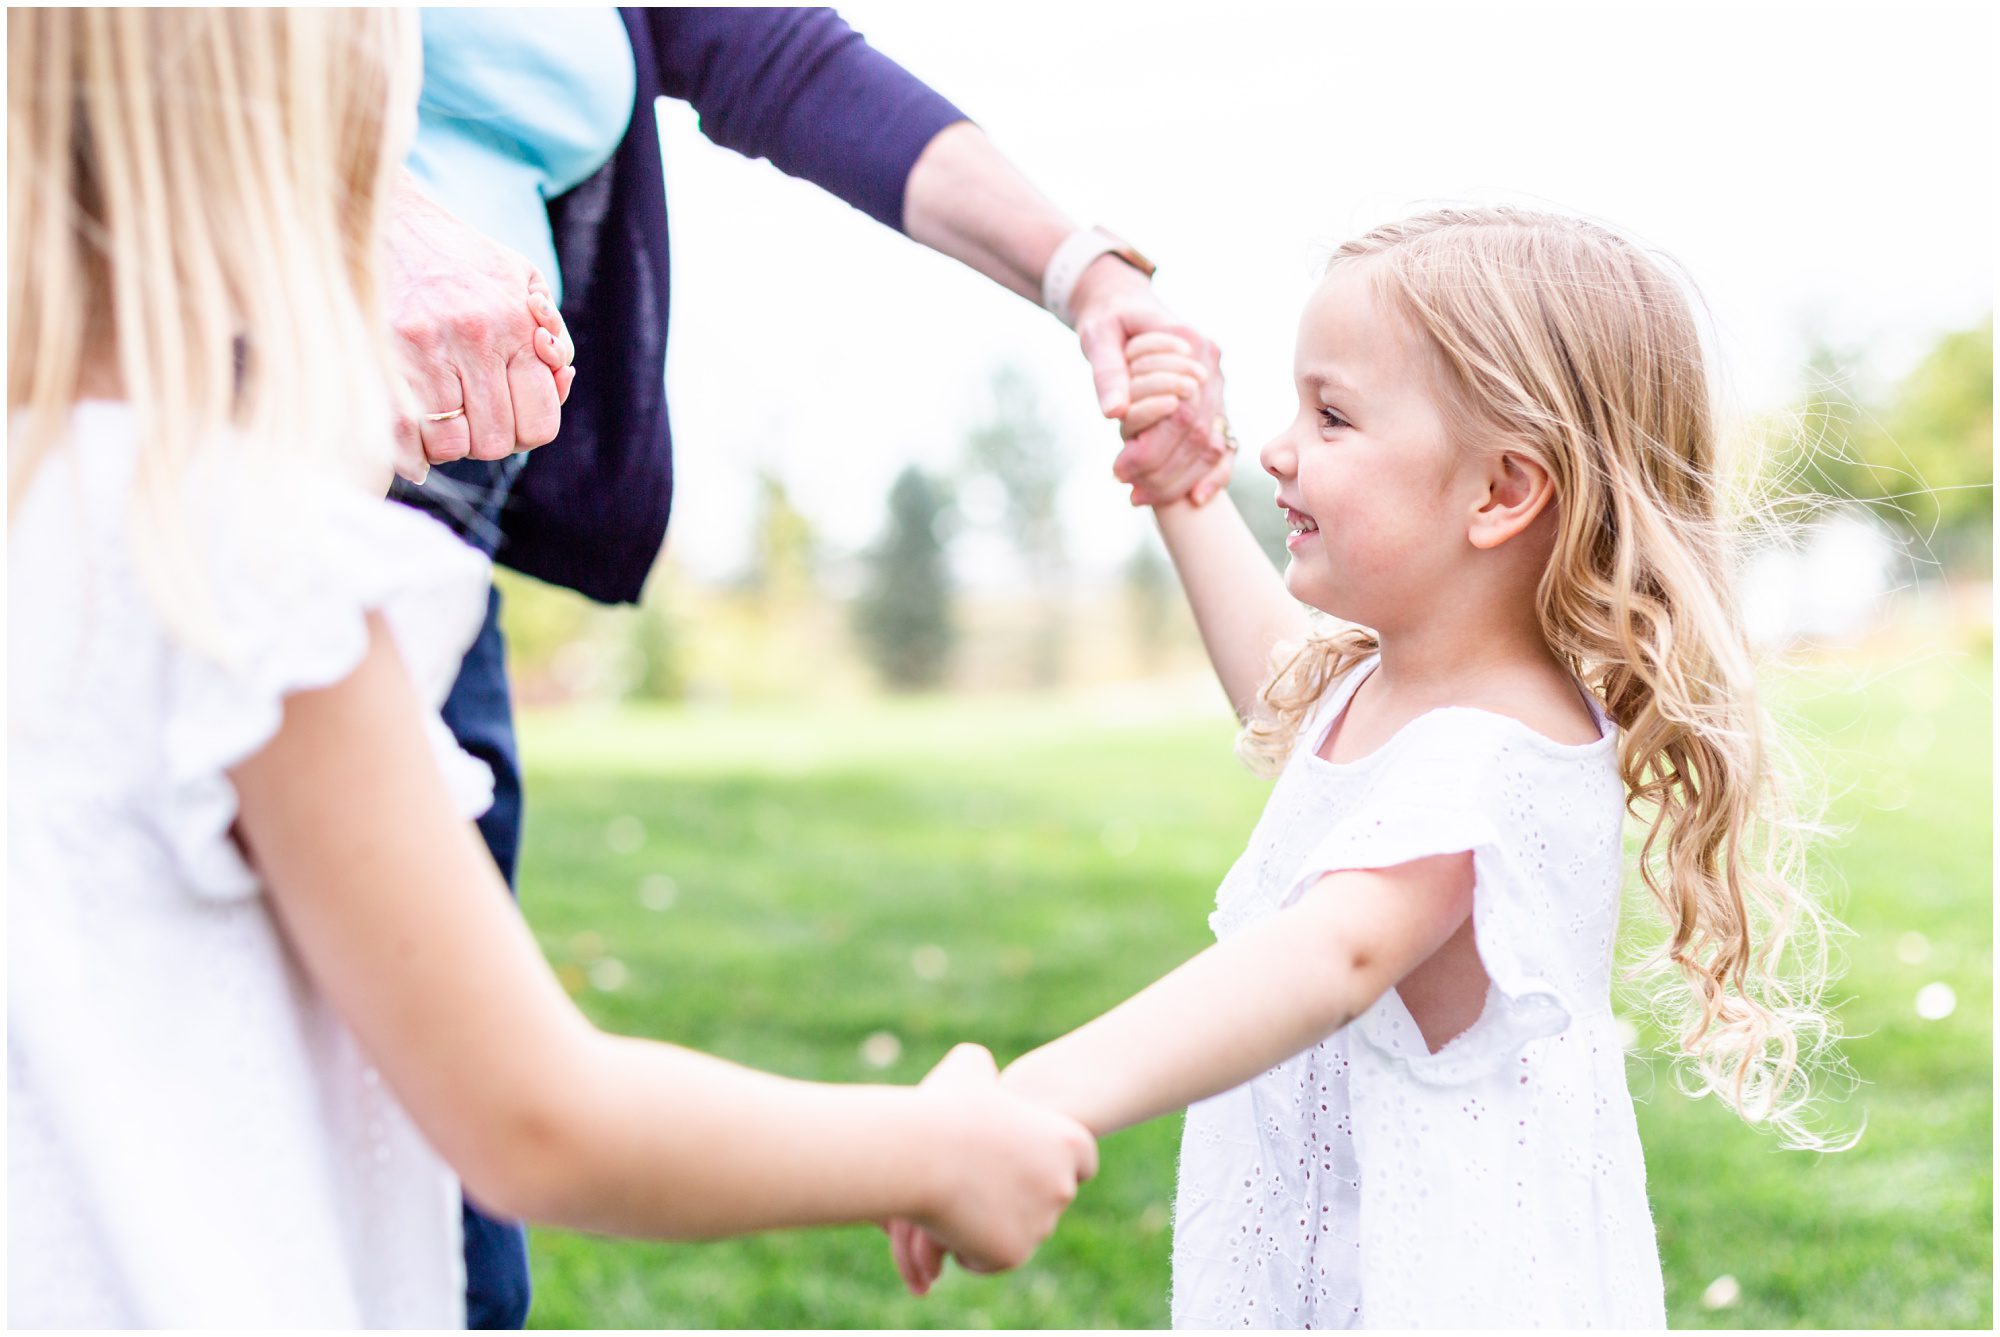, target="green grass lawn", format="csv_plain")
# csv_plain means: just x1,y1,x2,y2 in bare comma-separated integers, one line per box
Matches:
512,654,1991,1329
